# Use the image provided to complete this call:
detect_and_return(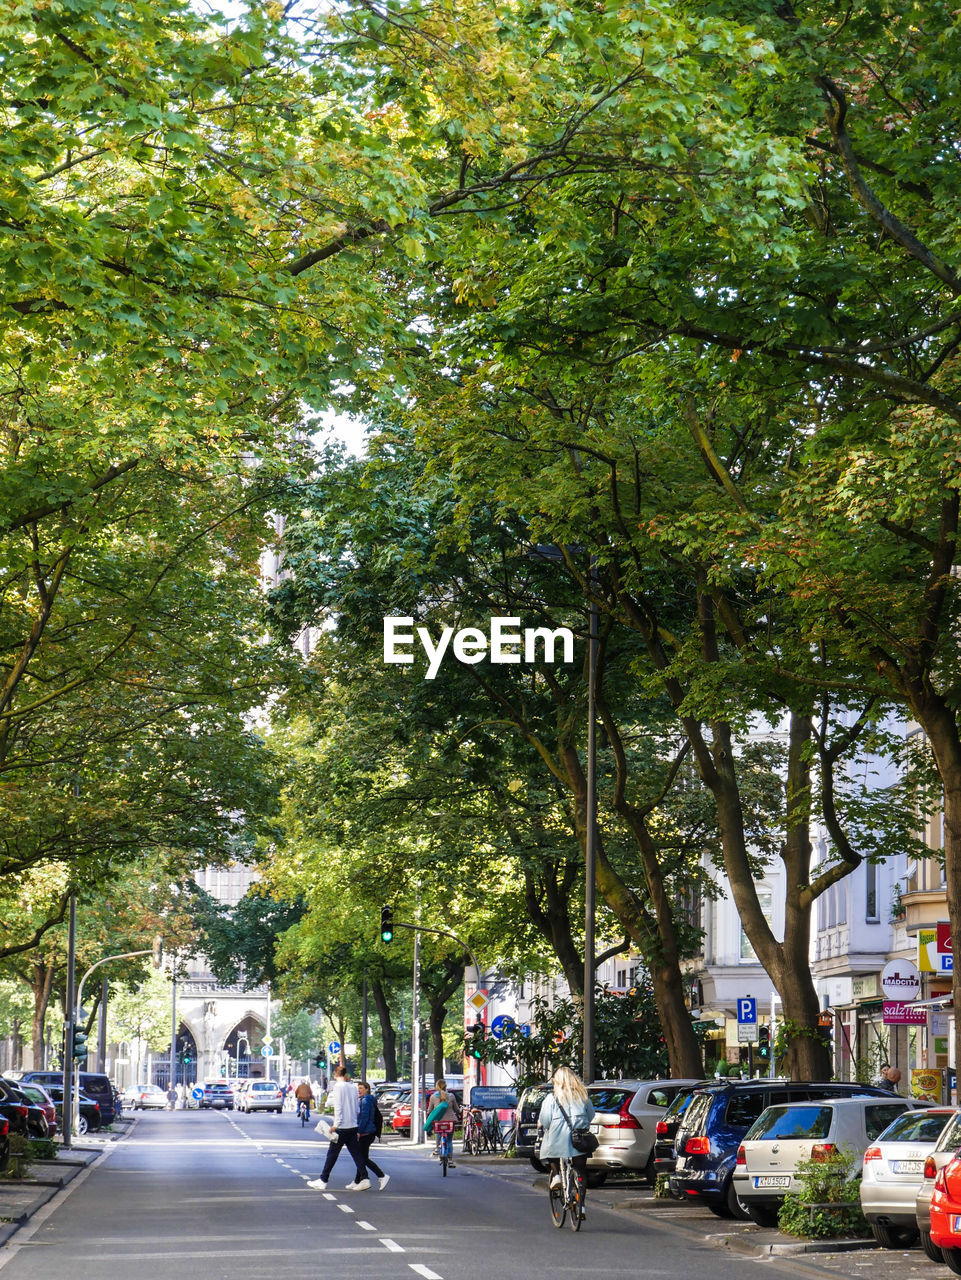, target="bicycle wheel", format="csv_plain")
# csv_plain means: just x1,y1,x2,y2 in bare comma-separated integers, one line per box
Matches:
568,1175,583,1232
549,1181,566,1228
